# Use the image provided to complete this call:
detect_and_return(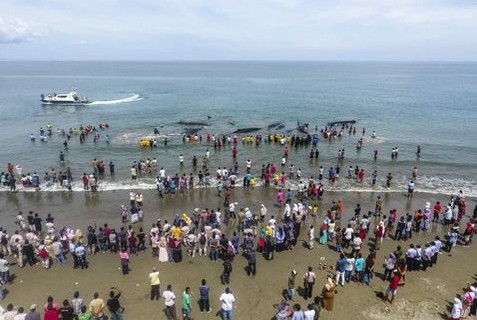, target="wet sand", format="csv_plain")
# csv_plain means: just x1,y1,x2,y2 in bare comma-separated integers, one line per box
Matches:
0,189,476,319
